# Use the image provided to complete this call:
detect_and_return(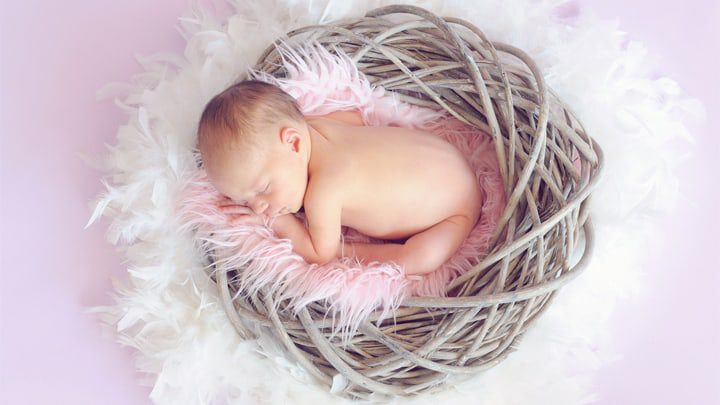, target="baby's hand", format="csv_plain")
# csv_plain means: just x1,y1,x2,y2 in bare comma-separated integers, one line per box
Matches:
215,196,265,226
